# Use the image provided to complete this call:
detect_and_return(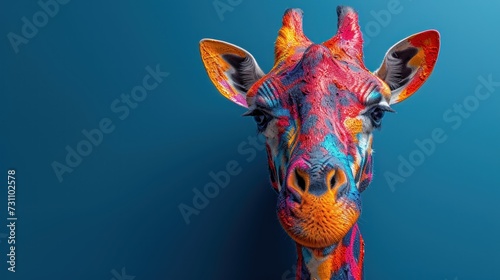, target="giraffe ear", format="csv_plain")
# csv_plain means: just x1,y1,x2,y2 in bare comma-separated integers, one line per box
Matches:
199,39,265,108
374,30,440,105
